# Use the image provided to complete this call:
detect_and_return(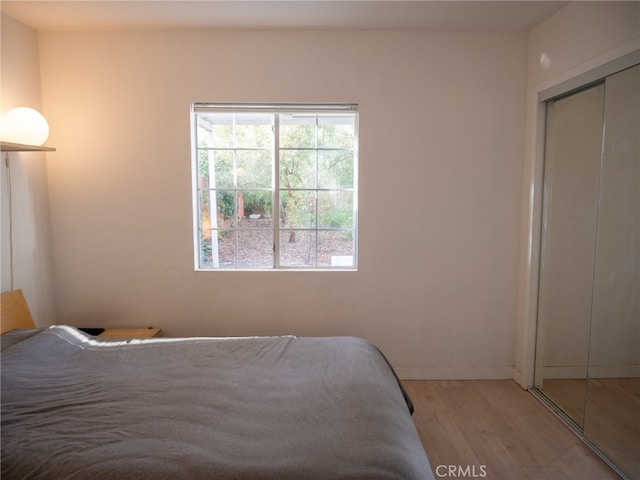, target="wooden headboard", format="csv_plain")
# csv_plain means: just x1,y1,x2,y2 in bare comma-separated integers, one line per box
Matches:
1,289,36,334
